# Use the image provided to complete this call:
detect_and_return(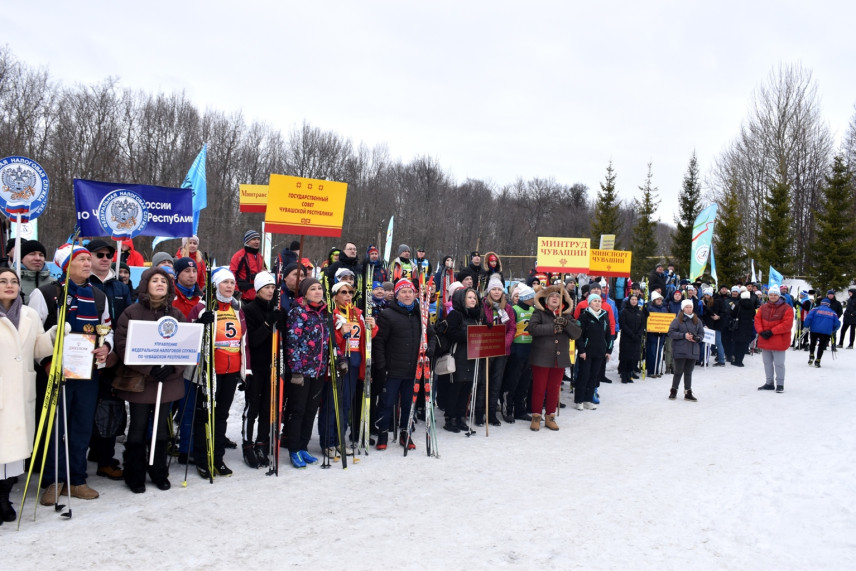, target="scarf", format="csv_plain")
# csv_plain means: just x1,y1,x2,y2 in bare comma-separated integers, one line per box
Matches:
397,299,416,312
216,291,233,304
62,278,100,332
176,281,196,299
0,295,23,329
